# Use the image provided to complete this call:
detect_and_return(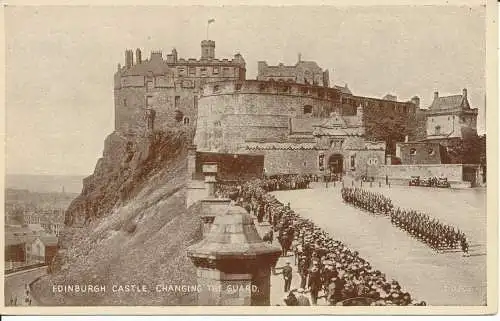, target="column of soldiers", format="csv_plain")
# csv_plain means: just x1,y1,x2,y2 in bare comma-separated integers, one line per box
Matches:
341,187,393,215
341,187,469,255
235,179,425,306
